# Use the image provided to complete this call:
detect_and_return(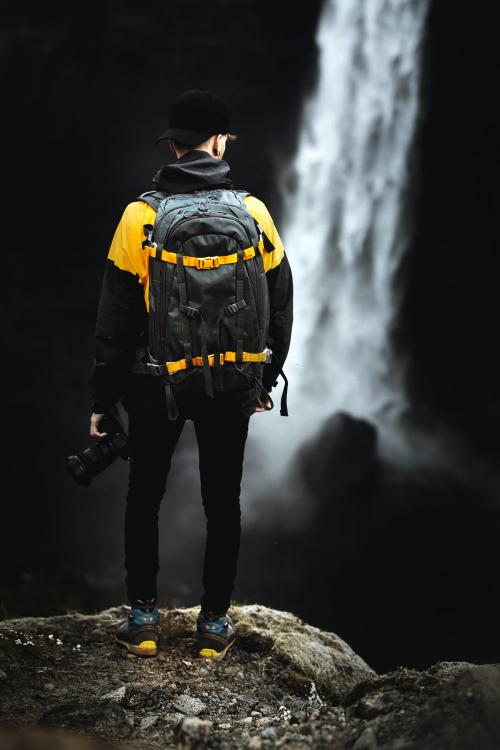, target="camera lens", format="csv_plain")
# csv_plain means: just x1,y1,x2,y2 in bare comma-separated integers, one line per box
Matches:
66,454,91,486
65,415,129,486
